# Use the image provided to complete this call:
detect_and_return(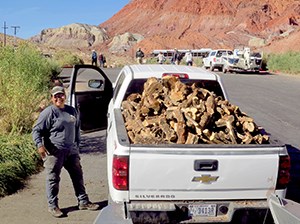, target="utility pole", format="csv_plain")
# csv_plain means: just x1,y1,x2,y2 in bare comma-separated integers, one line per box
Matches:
11,25,20,47
2,21,9,46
